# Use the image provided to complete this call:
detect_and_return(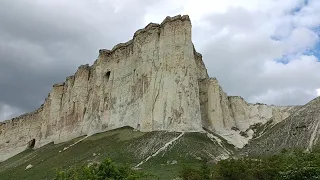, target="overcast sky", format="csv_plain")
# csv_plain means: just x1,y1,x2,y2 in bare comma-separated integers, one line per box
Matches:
0,0,320,121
